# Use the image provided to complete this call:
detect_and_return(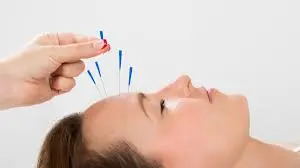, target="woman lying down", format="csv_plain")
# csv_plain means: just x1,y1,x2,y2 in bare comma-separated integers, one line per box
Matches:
37,75,300,168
